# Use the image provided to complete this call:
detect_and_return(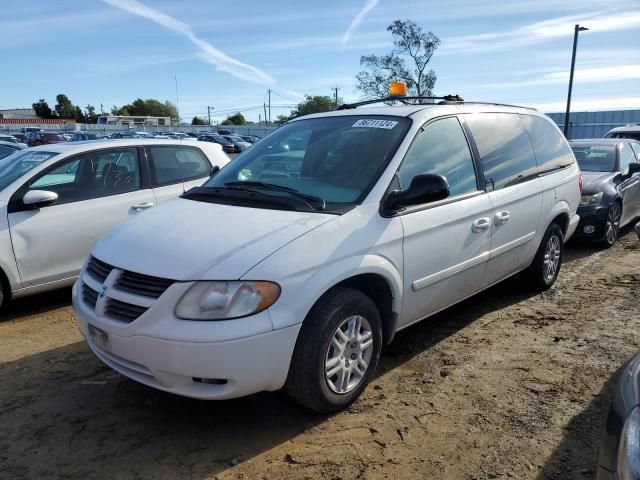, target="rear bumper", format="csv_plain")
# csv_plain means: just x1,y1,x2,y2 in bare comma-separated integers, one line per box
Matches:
573,205,609,240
